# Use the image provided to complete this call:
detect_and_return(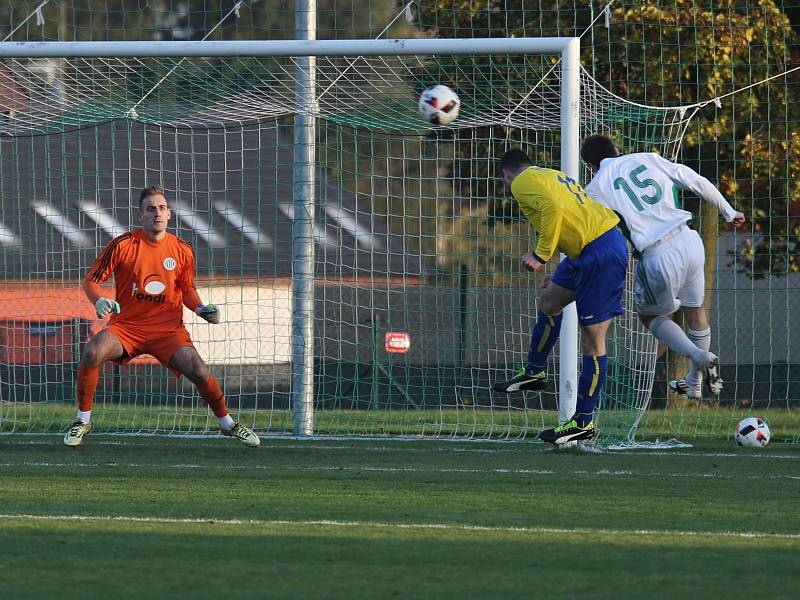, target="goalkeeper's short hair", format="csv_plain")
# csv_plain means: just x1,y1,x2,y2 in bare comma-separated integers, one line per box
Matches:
139,185,167,207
